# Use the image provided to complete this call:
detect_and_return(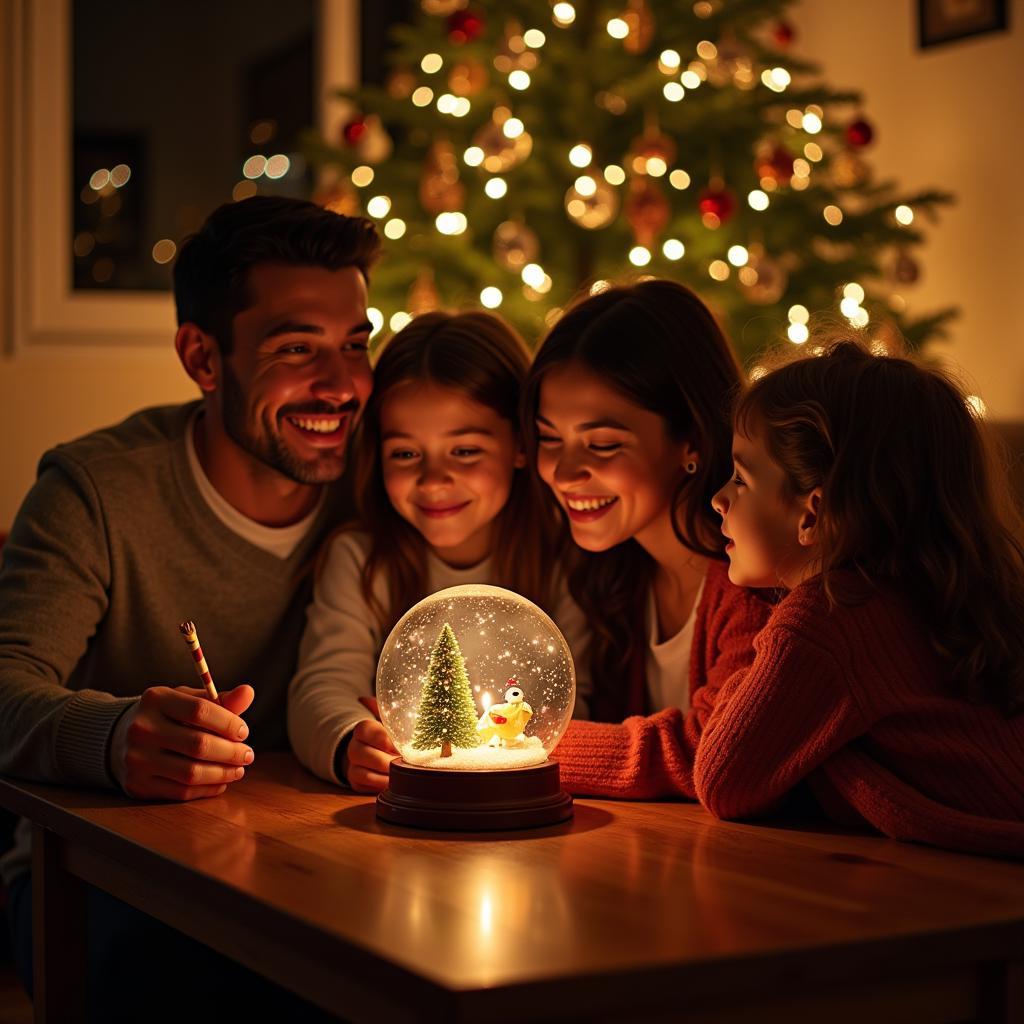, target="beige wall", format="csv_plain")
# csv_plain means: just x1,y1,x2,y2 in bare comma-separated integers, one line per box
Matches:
2,1,1022,528
792,0,1024,415
0,347,198,527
